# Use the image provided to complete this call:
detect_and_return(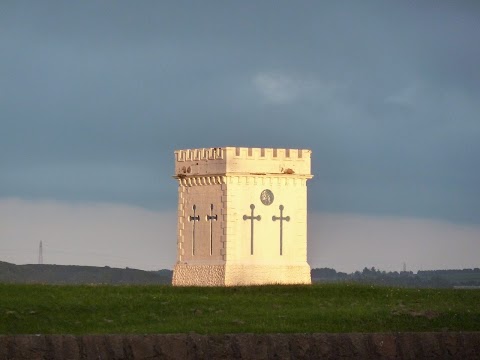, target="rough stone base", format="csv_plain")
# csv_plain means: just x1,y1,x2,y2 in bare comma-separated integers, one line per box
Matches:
172,264,226,286
172,263,311,286
2,333,480,360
